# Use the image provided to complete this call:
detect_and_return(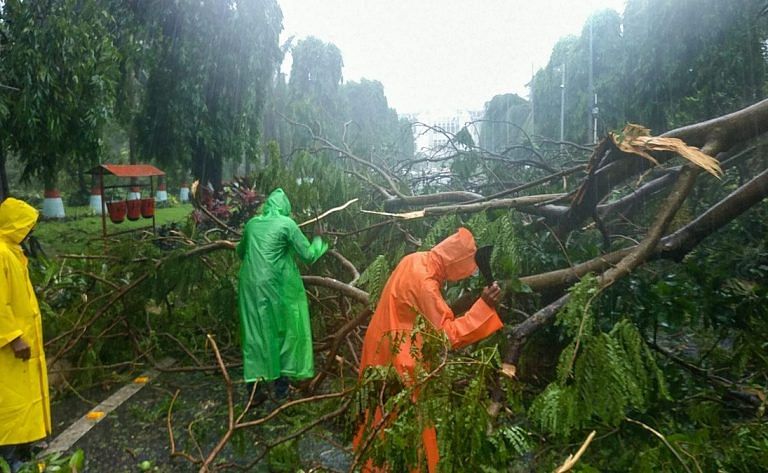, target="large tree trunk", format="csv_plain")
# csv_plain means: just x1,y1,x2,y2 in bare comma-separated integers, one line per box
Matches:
547,98,768,236
191,139,223,191
0,144,8,202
